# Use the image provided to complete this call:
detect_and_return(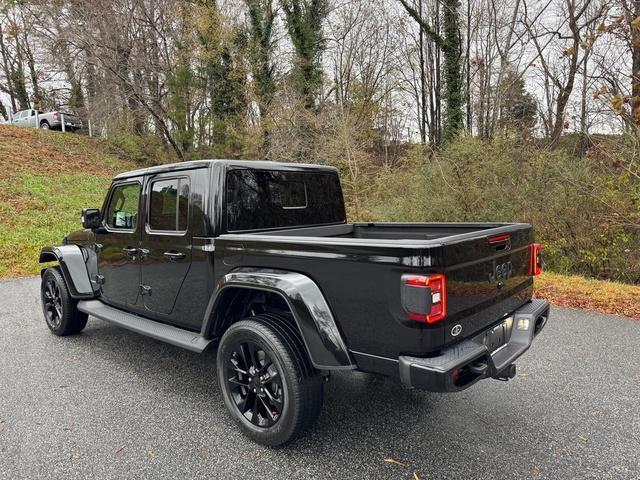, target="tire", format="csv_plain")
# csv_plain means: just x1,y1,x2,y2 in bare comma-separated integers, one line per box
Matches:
216,314,324,446
40,268,88,336
40,121,50,130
